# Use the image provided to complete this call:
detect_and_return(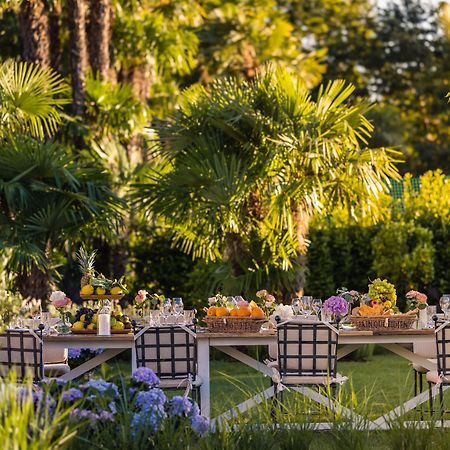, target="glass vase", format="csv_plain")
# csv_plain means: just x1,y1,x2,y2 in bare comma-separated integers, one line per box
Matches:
55,311,71,335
